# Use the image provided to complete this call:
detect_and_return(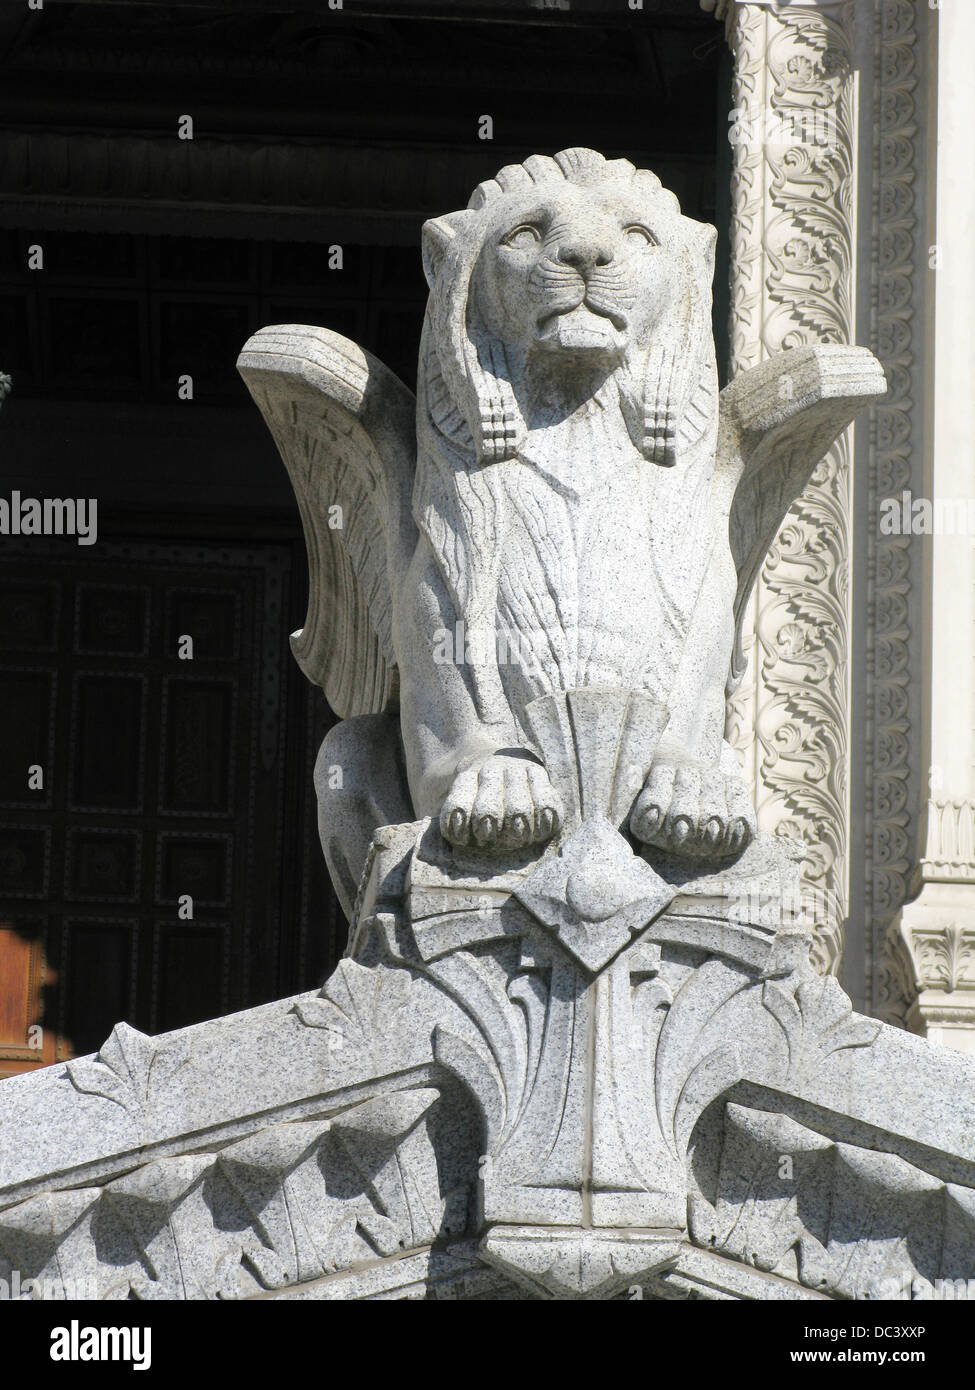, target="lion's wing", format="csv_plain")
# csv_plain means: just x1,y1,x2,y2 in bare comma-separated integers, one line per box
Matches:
238,325,417,718
718,344,887,696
